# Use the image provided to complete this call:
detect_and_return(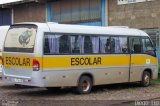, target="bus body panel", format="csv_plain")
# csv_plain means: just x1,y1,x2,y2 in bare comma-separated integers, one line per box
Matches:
42,54,130,86
2,53,44,87
40,66,130,87
2,23,49,86
130,54,158,82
